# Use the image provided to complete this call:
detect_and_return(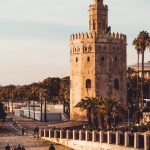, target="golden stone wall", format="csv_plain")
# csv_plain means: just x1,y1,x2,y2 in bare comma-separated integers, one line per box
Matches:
70,0,127,120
